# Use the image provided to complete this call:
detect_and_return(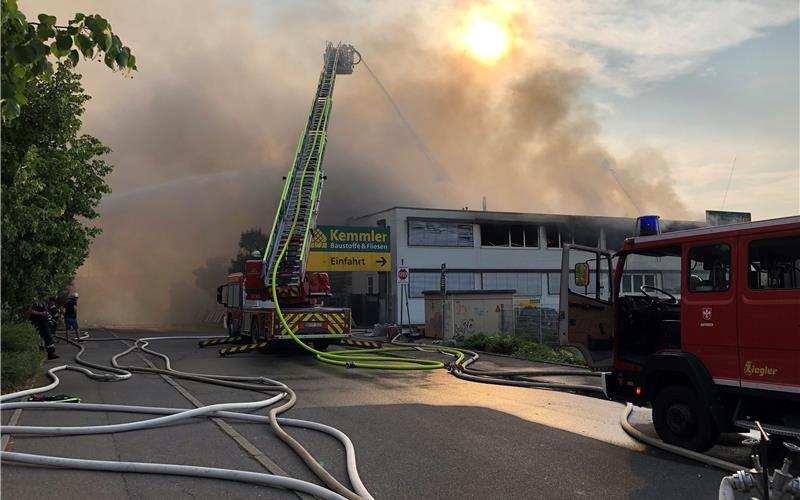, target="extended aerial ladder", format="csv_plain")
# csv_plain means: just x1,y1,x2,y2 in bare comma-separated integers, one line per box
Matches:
215,42,358,352
244,42,358,304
